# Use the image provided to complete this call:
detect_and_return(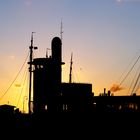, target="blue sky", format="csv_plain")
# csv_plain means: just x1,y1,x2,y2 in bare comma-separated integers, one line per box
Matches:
0,0,140,111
